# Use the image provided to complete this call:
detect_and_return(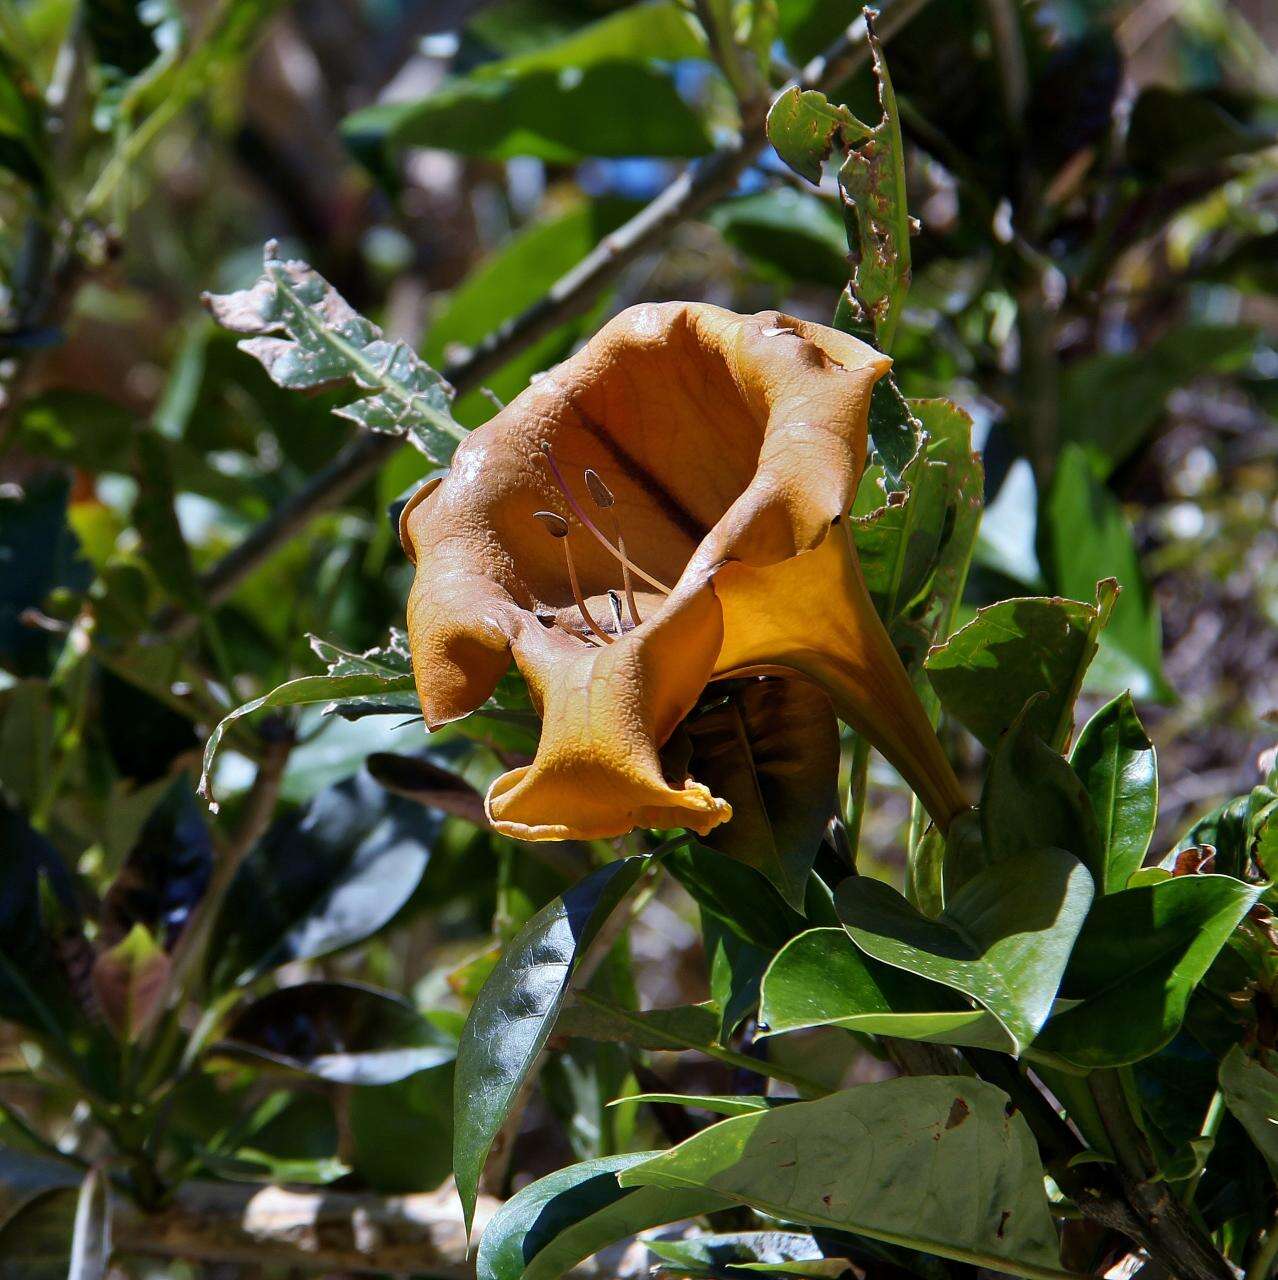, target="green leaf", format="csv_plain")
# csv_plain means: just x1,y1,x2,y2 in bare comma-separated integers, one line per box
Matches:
221,980,455,1084
854,399,982,666
1069,693,1157,892
199,632,418,805
678,678,838,911
558,998,721,1052
477,1152,728,1280
1219,1045,1278,1179
1033,875,1261,1069
980,704,1105,889
707,189,850,286
203,242,465,462
925,590,1111,751
0,48,47,190
344,62,713,165
760,928,1011,1052
766,88,872,184
67,1165,110,1280
836,848,1094,1055
619,1078,1068,1278
454,857,648,1236
1040,445,1170,701
208,770,438,989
